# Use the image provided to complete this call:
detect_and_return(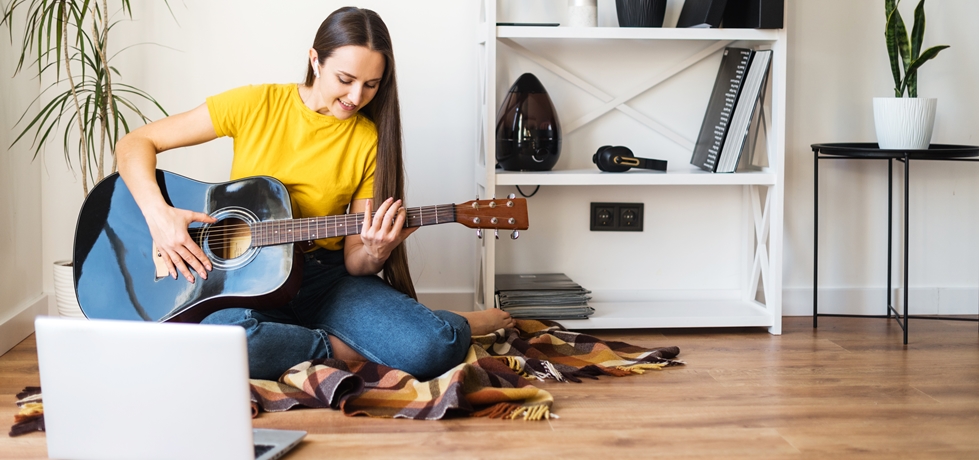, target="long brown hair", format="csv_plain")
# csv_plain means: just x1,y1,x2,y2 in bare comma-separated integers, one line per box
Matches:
305,7,416,299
